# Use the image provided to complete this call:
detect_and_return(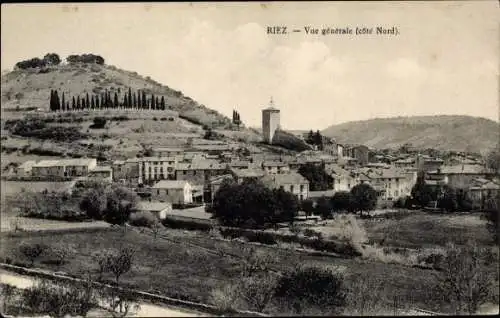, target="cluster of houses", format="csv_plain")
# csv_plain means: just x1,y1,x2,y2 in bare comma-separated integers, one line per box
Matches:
12,140,499,213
